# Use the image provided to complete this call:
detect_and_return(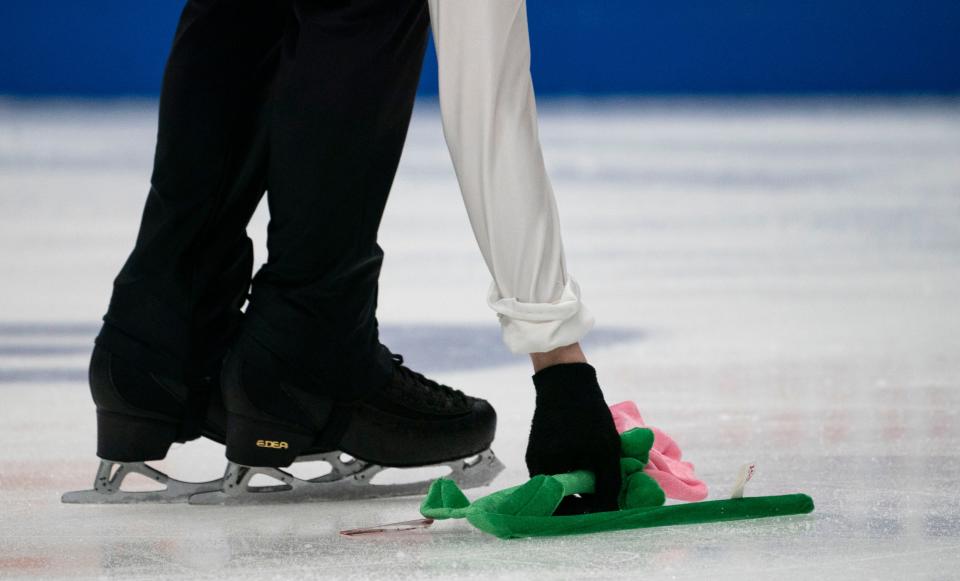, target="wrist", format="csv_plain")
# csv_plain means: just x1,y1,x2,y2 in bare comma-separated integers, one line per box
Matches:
530,342,587,373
